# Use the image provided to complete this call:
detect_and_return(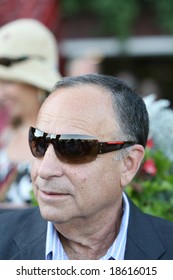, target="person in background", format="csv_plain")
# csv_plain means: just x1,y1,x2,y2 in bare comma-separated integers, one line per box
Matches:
0,18,61,207
0,88,9,144
0,73,173,260
65,55,101,77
